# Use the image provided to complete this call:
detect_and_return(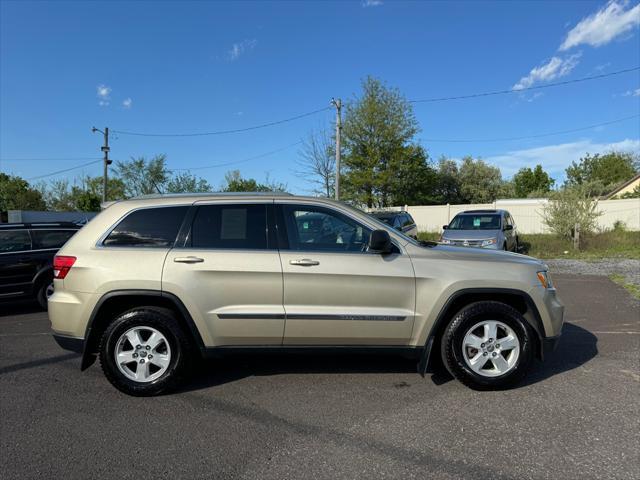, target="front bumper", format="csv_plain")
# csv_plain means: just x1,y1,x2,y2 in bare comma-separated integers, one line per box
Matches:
52,334,84,354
